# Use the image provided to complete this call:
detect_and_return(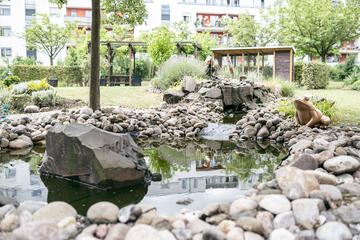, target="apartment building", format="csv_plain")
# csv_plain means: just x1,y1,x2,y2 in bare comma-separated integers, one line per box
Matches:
0,0,273,65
